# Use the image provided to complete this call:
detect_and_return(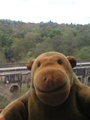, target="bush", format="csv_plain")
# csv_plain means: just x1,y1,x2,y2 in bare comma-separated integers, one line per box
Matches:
0,95,9,109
